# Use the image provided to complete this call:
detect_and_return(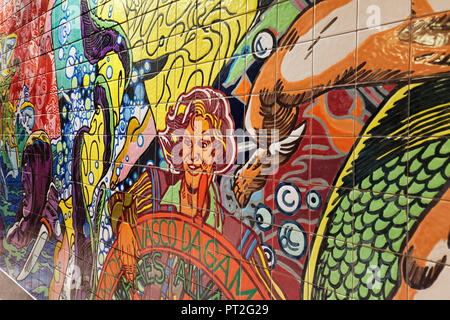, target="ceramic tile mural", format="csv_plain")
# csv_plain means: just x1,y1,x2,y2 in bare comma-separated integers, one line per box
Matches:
0,0,448,300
